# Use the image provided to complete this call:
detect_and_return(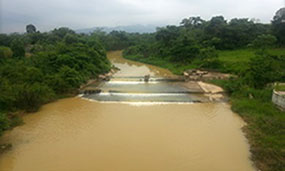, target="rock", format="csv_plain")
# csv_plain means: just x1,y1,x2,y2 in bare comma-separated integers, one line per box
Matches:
207,94,224,102
0,144,12,154
186,69,196,74
196,70,205,75
144,74,150,82
99,73,111,81
249,93,254,99
105,72,112,77
98,74,106,80
189,75,199,81
84,89,101,95
183,72,189,77
110,69,115,73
